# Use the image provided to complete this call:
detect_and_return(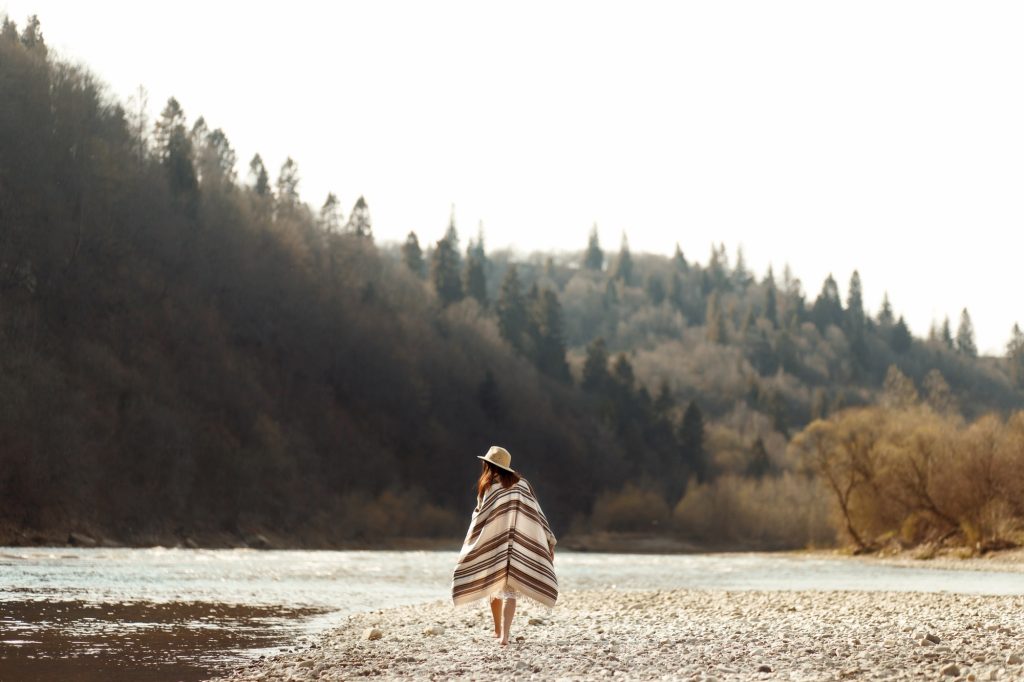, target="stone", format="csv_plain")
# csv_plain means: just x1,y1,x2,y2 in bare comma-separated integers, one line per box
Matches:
363,628,383,641
67,531,98,547
423,625,445,636
940,663,960,677
926,633,942,644
757,664,773,673
528,618,544,625
1007,653,1023,665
